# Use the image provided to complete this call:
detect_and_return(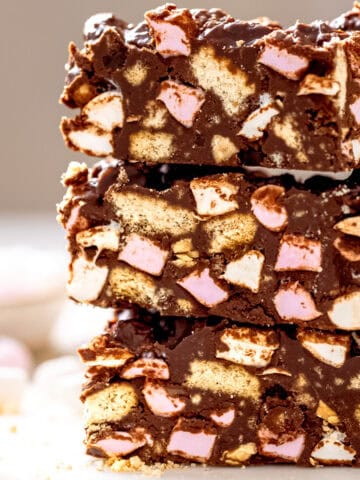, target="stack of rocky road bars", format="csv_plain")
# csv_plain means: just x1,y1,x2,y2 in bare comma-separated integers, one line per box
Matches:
58,3,360,470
